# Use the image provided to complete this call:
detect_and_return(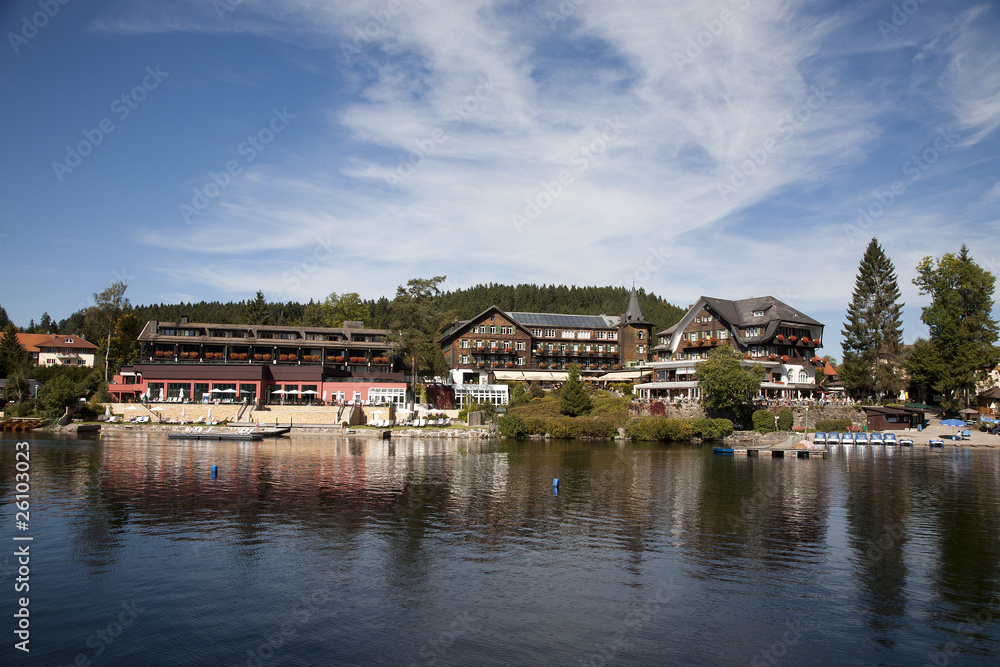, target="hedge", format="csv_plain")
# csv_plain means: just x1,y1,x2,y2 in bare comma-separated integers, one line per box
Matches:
816,418,853,433
752,409,776,433
625,417,693,442
690,418,735,440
